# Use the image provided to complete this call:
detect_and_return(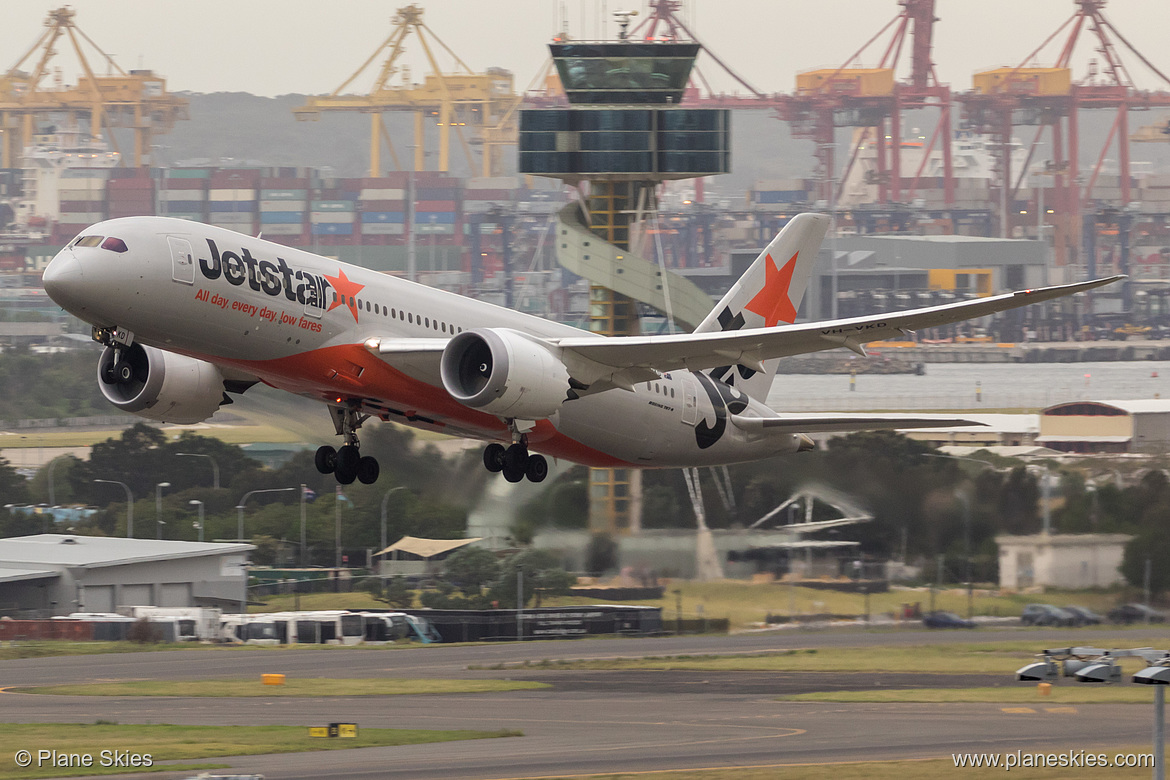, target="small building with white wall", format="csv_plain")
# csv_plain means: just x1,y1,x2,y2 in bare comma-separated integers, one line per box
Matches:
996,532,1132,589
0,534,254,617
